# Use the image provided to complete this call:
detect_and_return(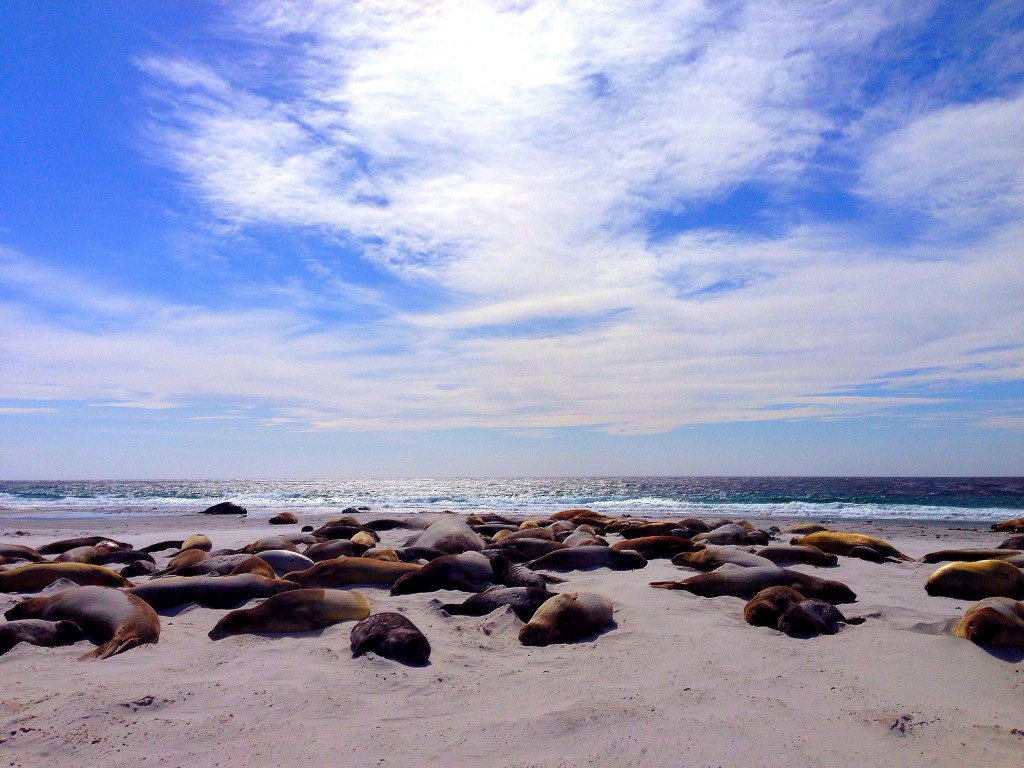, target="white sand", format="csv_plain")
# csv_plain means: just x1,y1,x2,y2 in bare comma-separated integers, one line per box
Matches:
1,512,1022,767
